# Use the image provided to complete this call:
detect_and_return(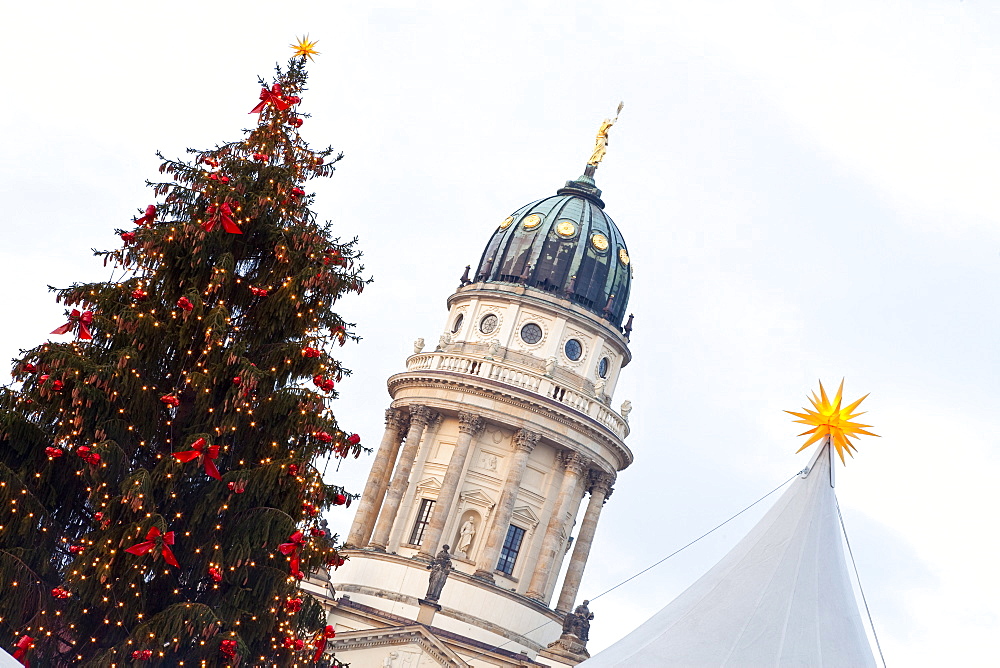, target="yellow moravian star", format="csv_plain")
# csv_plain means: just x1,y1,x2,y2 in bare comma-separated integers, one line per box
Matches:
291,35,320,61
786,380,879,464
